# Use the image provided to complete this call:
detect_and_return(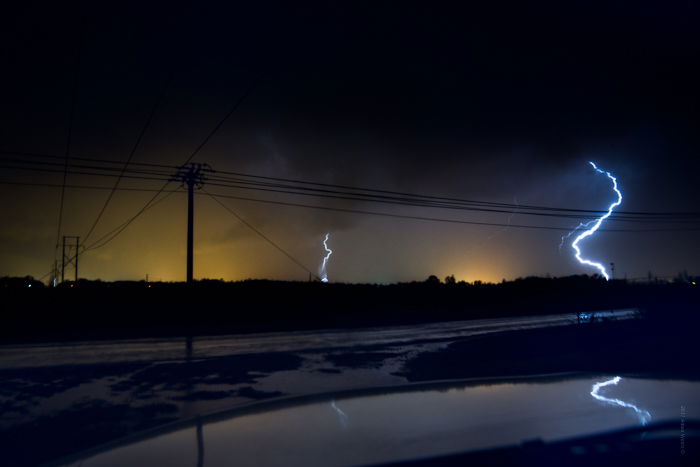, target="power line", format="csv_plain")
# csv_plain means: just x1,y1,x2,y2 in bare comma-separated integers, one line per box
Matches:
202,178,699,224
1,158,177,252
0,156,174,177
83,190,179,251
4,161,700,229
7,157,698,224
83,73,172,243
53,21,83,277
4,150,700,219
0,163,172,182
203,190,700,233
181,77,261,167
82,76,261,252
204,189,320,279
0,150,179,170
0,180,182,193
4,177,698,232
208,168,700,218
